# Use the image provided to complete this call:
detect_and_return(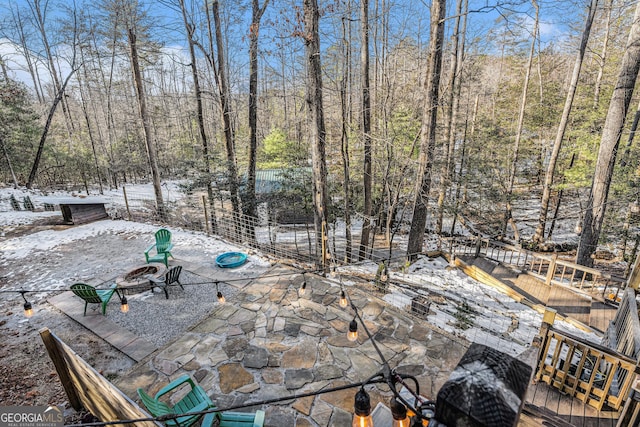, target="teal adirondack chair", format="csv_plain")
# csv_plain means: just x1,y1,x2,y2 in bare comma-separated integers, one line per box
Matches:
145,228,174,267
70,283,118,316
138,375,265,427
